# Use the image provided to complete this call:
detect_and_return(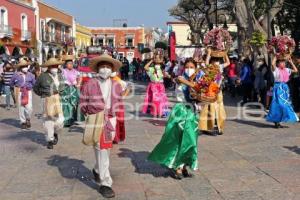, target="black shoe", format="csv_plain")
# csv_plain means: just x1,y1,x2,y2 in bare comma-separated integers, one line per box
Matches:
99,186,115,198
170,170,183,180
182,168,194,178
218,131,224,135
26,119,31,129
21,123,27,129
275,123,283,129
92,169,100,183
47,141,54,149
211,131,218,136
53,133,58,145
